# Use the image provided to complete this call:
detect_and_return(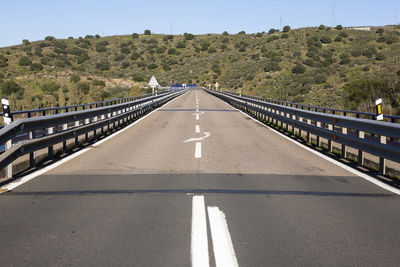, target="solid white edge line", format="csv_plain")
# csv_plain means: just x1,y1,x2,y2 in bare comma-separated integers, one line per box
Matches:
196,125,200,133
191,195,210,267
0,93,185,193
219,97,400,195
207,206,239,267
195,142,202,159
